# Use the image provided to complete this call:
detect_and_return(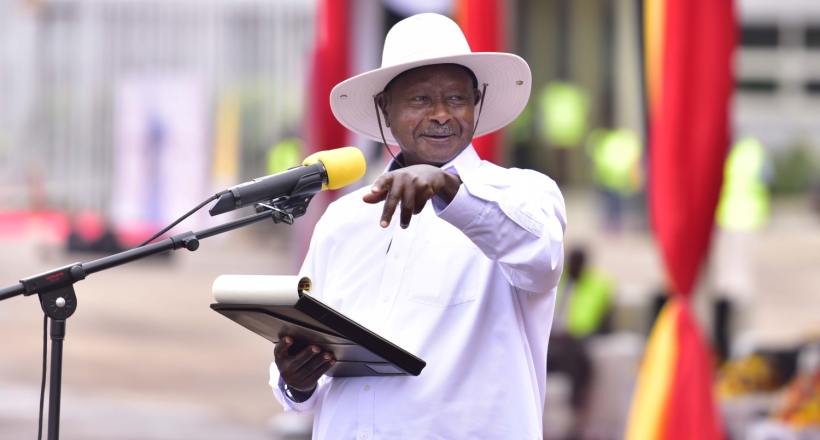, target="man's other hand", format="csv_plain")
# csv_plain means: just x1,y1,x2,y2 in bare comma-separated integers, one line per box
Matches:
362,165,462,228
274,336,336,393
